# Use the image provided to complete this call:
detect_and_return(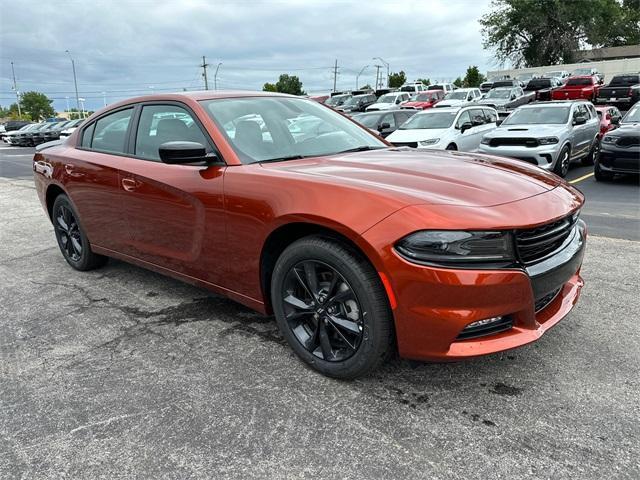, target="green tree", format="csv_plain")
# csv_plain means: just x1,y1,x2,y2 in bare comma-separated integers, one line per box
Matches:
462,66,486,88
480,0,640,67
388,71,407,88
453,77,464,88
20,91,55,120
262,74,306,95
416,78,431,86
